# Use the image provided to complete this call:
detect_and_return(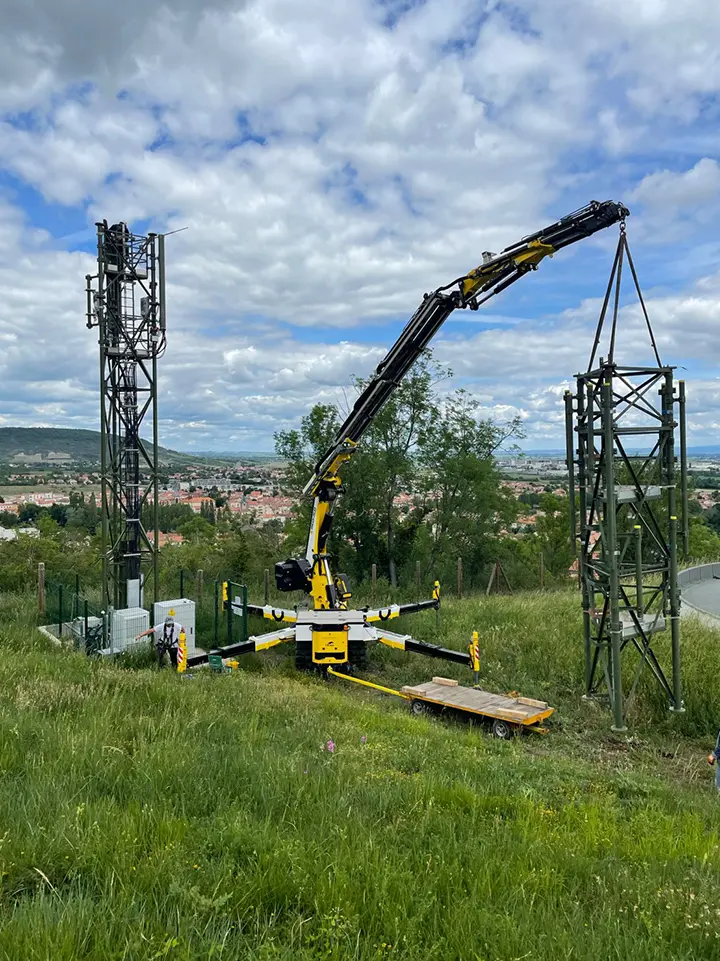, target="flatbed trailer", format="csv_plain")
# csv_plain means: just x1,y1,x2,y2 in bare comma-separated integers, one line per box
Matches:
328,670,554,738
